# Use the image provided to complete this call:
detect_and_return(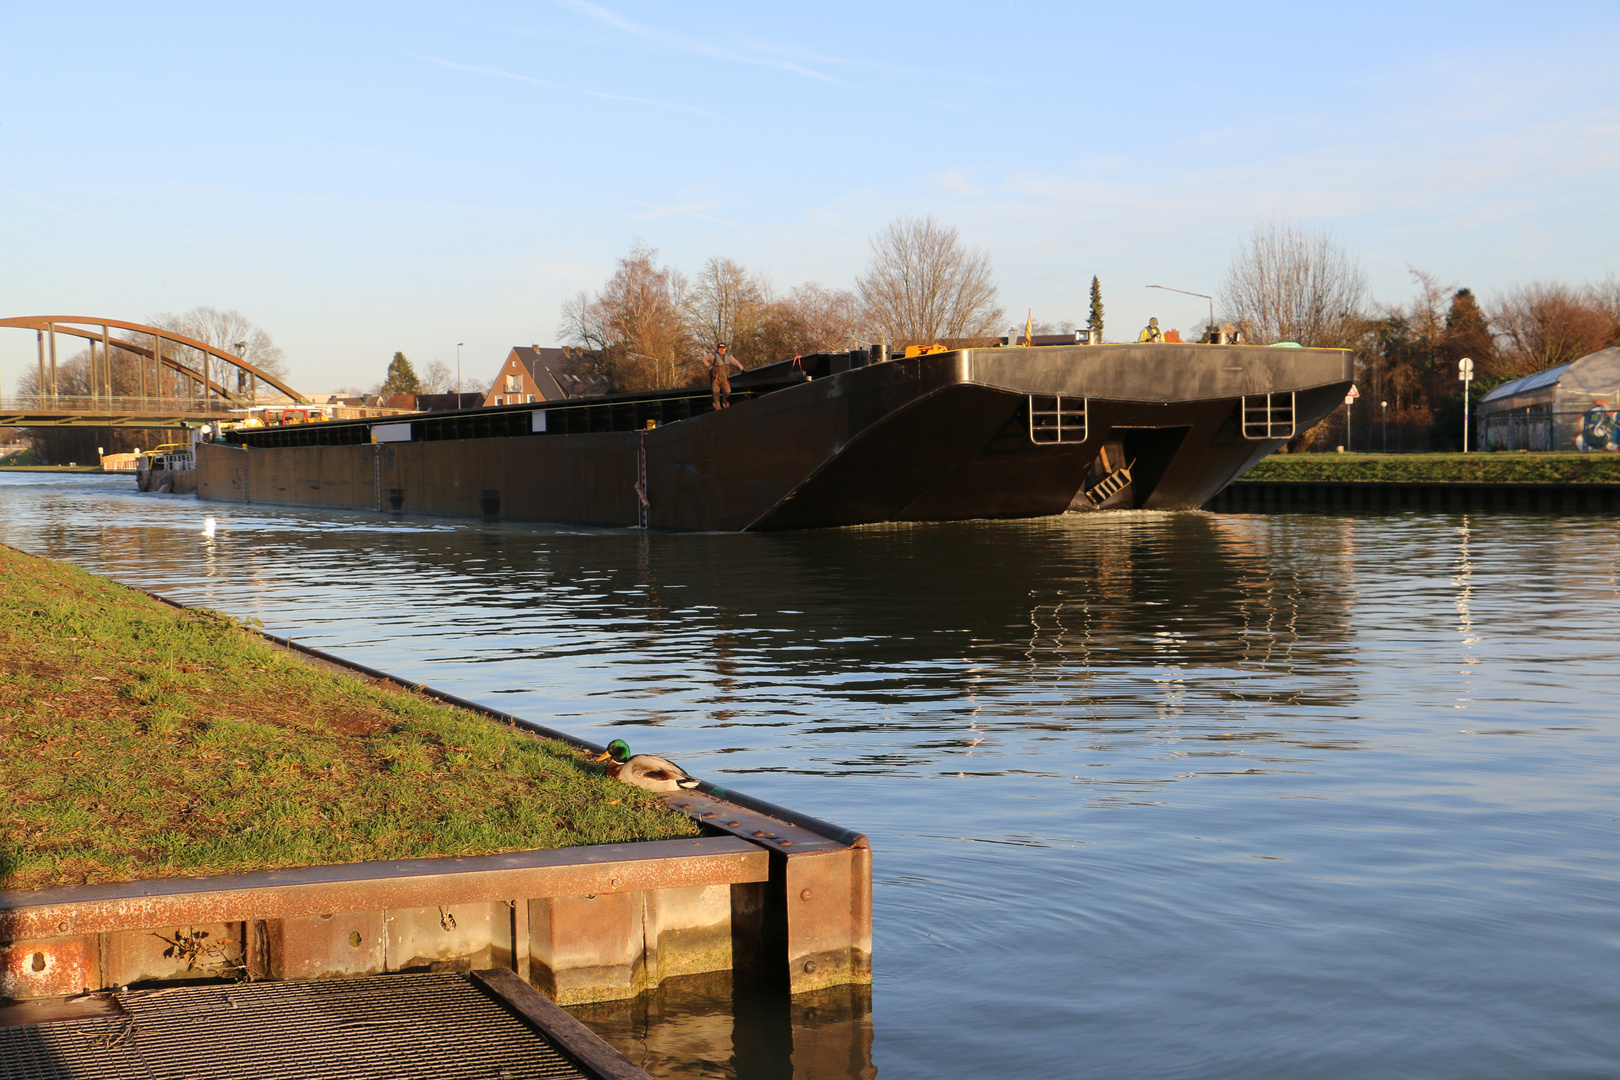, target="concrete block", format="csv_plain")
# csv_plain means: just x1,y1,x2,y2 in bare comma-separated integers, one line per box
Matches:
104,922,241,986
644,884,732,984
385,902,511,973
529,891,645,1005
266,911,385,981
